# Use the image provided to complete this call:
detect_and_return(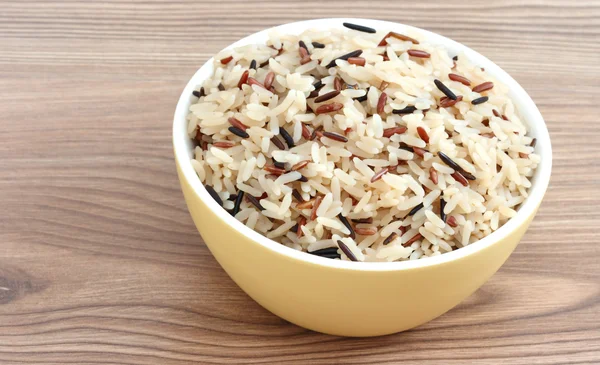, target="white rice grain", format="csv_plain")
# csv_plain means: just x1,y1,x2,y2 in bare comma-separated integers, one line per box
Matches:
189,27,539,263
